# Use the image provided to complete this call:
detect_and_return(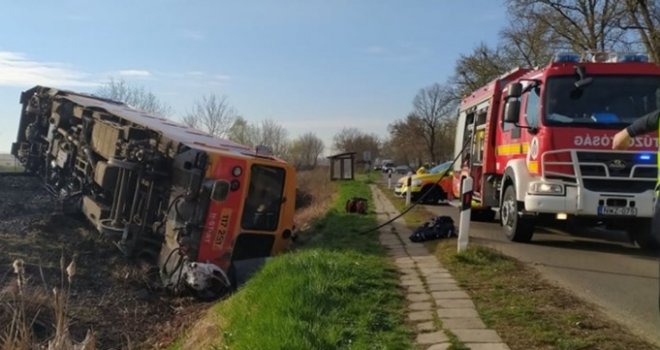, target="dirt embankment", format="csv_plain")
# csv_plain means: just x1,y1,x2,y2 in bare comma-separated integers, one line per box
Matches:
0,176,208,349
